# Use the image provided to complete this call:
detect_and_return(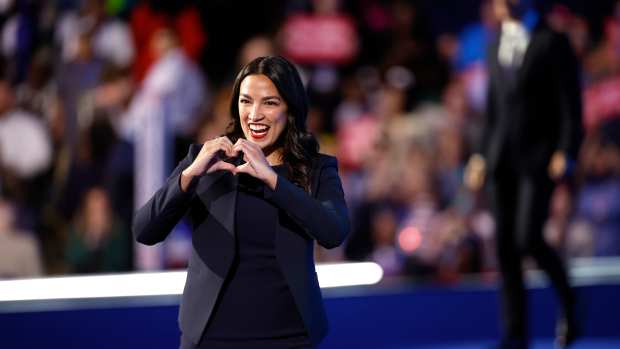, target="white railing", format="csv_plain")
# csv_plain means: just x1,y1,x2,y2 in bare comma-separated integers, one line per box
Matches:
0,262,384,302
